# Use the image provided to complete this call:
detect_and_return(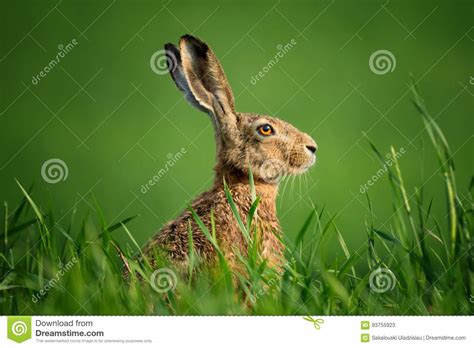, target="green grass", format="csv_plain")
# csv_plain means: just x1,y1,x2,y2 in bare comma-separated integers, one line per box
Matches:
1,86,472,315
